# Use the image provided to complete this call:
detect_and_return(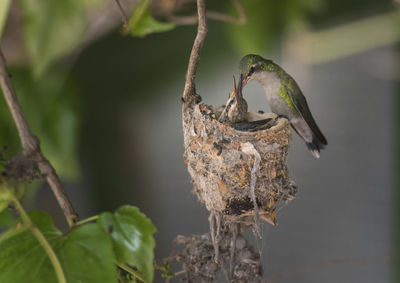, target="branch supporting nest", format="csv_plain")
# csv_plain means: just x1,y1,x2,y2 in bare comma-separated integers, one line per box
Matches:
181,0,207,105
0,49,78,226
